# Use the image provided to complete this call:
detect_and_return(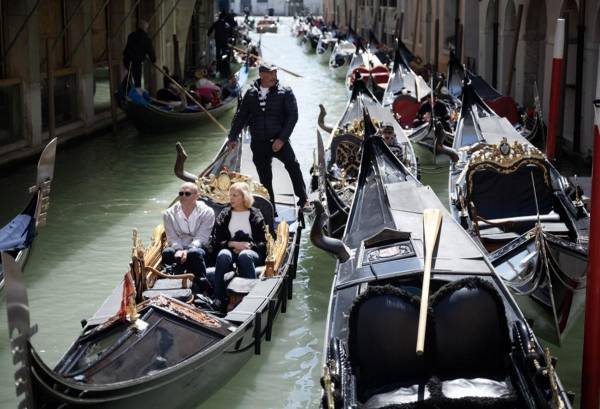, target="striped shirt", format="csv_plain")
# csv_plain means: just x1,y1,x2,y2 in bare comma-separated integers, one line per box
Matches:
259,86,269,111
